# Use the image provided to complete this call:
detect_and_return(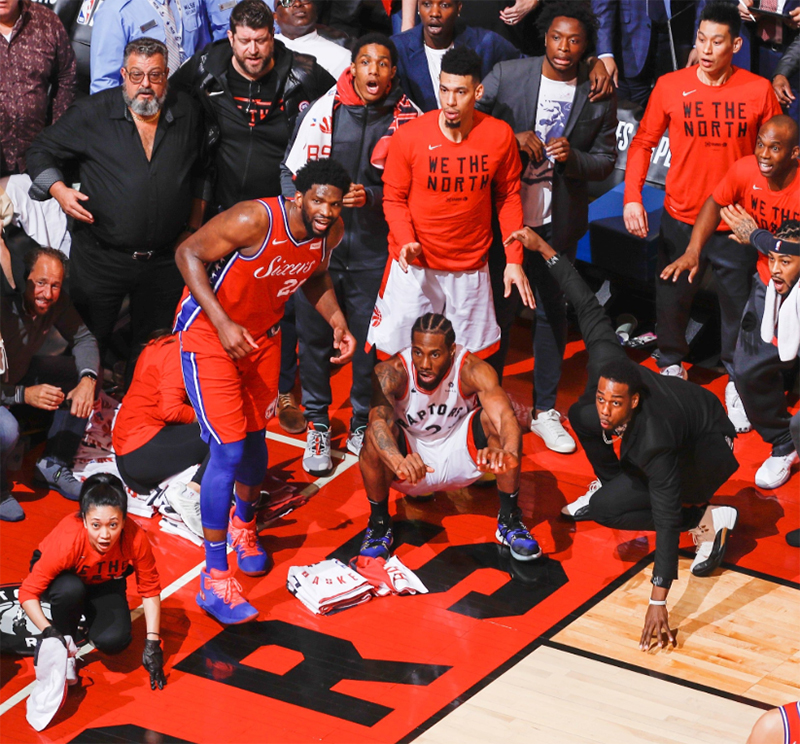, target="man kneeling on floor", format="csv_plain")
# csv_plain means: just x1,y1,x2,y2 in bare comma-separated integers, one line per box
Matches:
358,312,540,562
507,227,740,651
